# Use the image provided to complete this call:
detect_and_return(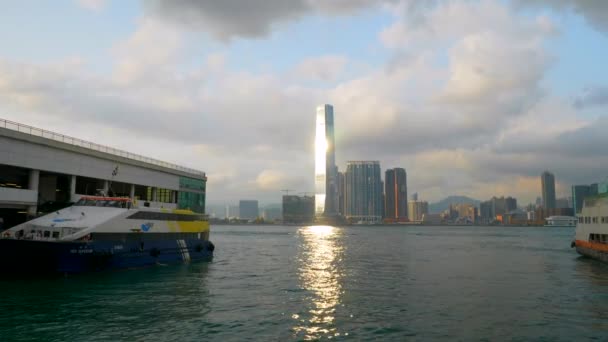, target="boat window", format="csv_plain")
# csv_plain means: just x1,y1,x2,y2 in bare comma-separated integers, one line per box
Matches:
126,211,207,221
52,231,60,238
44,231,50,238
